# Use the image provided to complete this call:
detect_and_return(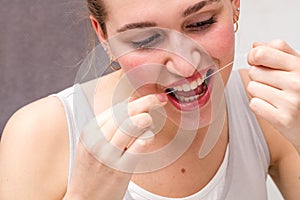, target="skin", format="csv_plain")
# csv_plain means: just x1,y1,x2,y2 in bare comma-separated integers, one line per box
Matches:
1,0,300,199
